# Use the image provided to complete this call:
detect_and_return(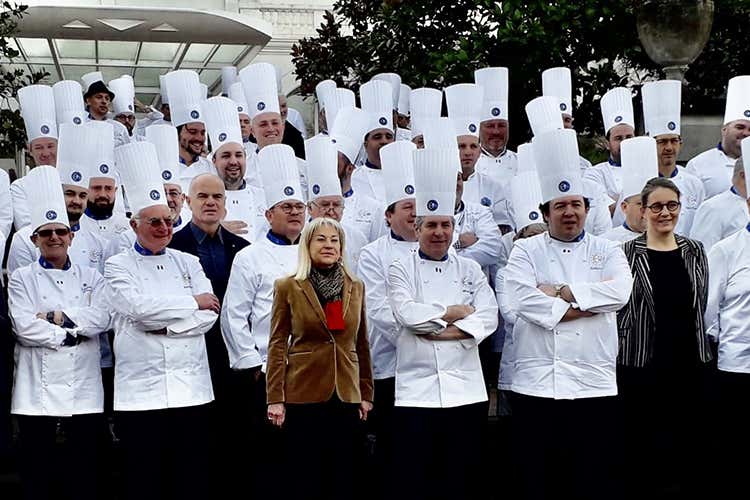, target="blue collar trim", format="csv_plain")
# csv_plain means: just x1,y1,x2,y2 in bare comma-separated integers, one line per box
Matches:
390,230,406,242
84,207,112,221
134,241,166,256
266,230,295,246
659,168,679,179
717,141,724,153
343,188,354,198
173,216,182,228
38,256,71,270
730,186,743,198
622,222,633,232
747,222,750,234
418,250,449,262
365,159,380,170
70,222,80,232
550,230,586,243
608,157,621,167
